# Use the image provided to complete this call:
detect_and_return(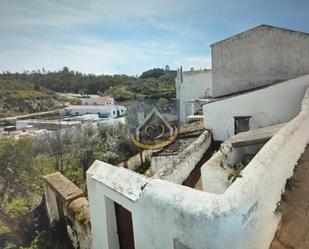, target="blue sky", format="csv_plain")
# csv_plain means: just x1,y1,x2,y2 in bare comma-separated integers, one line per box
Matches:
1,0,309,75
